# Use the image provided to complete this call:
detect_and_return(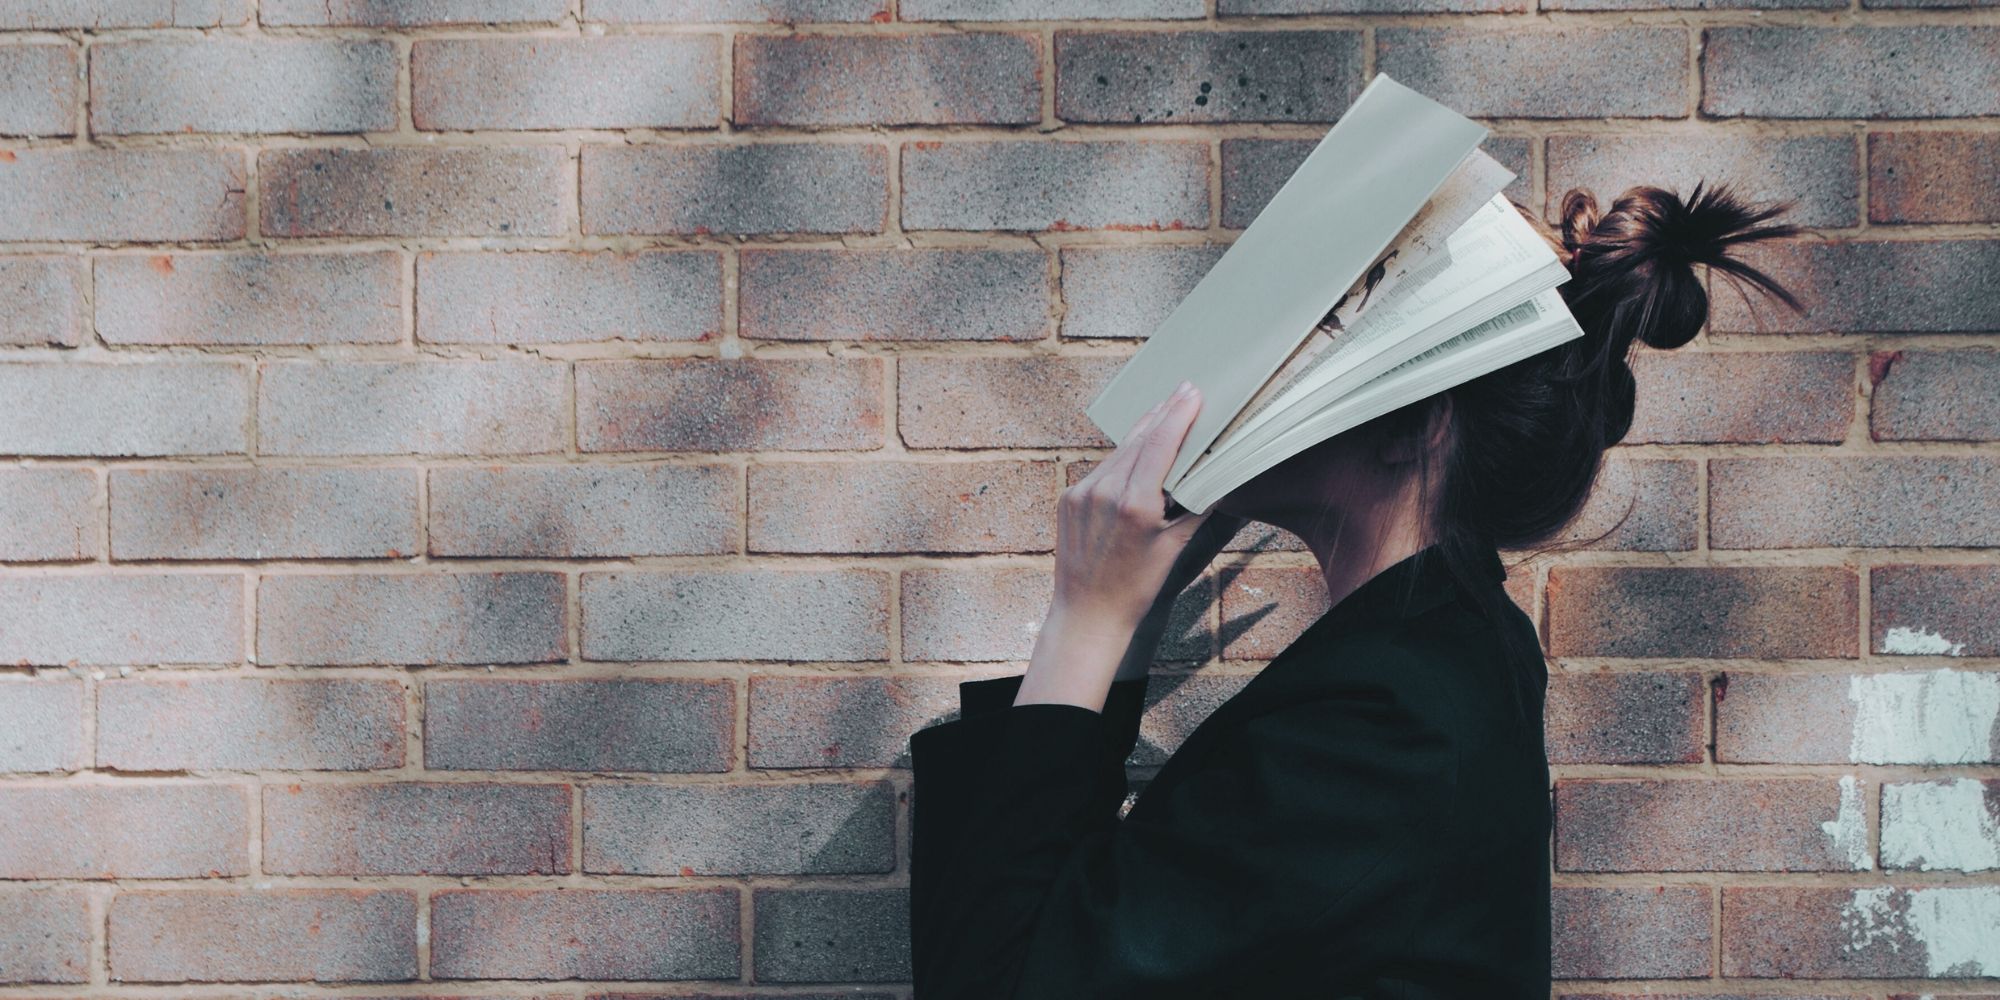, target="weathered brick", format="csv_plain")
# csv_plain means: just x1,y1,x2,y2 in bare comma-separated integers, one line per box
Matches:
0,678,84,772
1060,245,1223,340
0,44,76,138
577,358,884,453
259,573,566,666
1559,457,1697,551
264,0,566,23
430,464,736,559
110,468,418,562
0,149,245,242
1872,564,2000,658
1057,30,1361,124
582,569,889,662
0,362,249,458
898,356,1123,448
261,147,570,238
1561,995,1866,1000
430,889,739,980
258,360,566,457
740,248,1050,342
1547,0,1838,10
1625,352,1854,444
1546,671,1706,764
1221,565,1330,660
903,566,1053,662
0,784,250,879
0,888,89,984
737,33,1038,127
1712,457,2000,549
92,40,394,136
1710,240,2000,334
749,460,1055,554
1874,350,2000,441
1377,28,1689,118
109,889,417,983
1555,777,1869,872
1721,885,2000,977
752,887,910,983
1225,0,1523,10
1869,133,2000,223
98,676,404,771
264,783,570,876
584,781,895,875
1547,134,1857,228
0,468,96,562
1547,566,1858,659
1704,27,2000,118
415,37,721,132
418,251,722,345
425,678,734,773
582,143,888,235
907,0,1200,16
95,252,399,347
1126,671,1252,765
1715,669,2000,764
1881,778,2000,871
749,674,961,768
1551,886,1714,979
586,0,886,21
0,575,242,666
0,1,244,28
0,256,84,347
903,140,1207,231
